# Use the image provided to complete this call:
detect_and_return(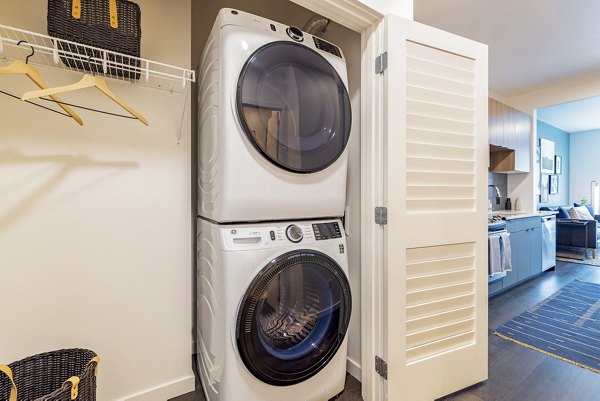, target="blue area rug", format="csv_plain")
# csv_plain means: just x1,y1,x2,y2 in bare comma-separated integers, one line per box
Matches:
494,280,600,373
